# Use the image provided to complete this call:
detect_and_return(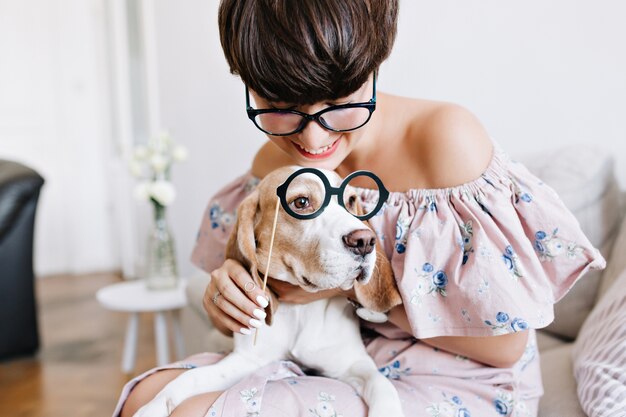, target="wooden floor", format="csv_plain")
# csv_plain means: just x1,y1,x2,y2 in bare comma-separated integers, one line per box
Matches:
0,273,163,417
